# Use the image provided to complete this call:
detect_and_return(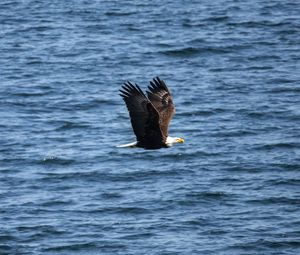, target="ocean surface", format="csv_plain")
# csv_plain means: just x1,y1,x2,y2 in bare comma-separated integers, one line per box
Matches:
1,0,300,254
